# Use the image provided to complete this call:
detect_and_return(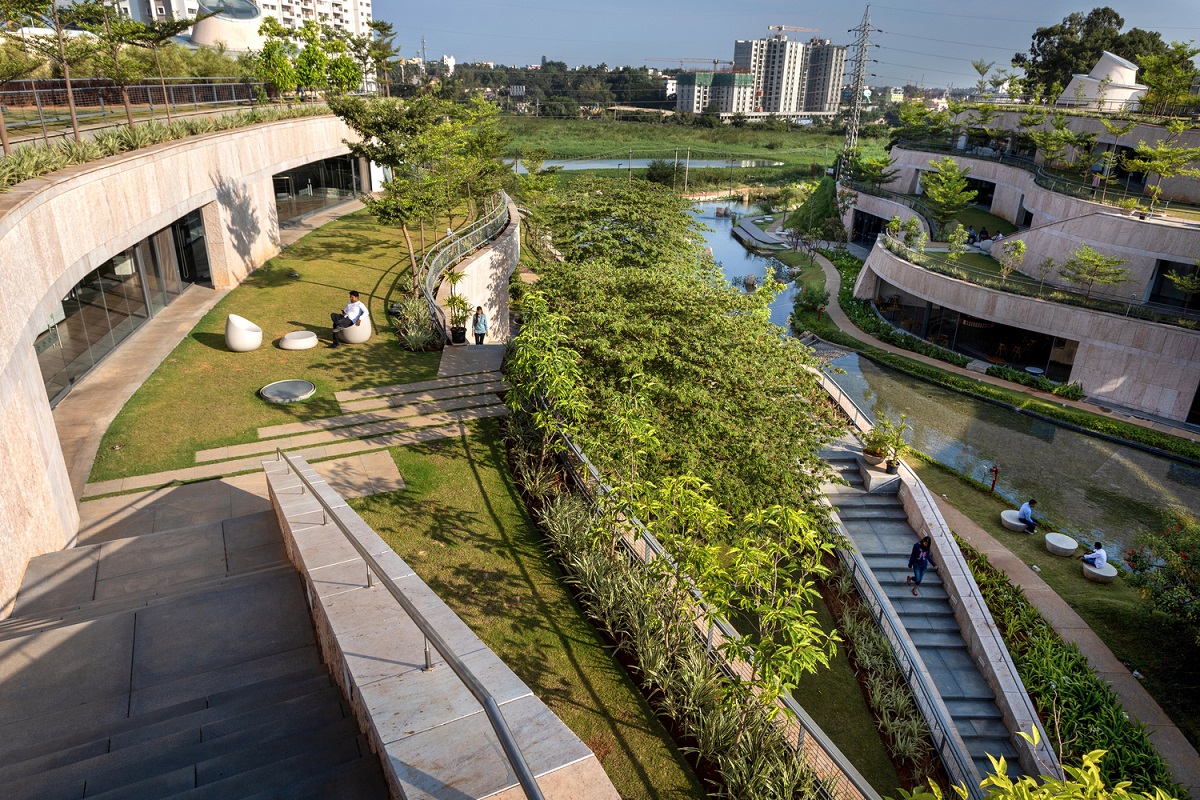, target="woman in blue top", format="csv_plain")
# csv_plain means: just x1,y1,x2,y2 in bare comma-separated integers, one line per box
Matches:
472,307,488,345
907,536,938,596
